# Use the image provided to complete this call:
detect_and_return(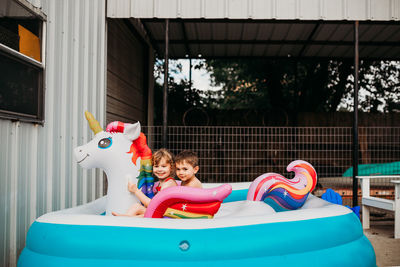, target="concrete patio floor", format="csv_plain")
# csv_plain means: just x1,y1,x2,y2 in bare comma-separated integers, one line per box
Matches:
364,220,400,267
